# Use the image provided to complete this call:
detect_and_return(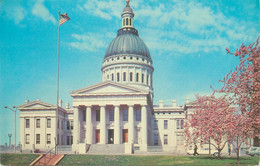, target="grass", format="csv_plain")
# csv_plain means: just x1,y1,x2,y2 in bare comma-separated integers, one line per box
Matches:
0,153,40,166
58,155,260,166
0,154,258,165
